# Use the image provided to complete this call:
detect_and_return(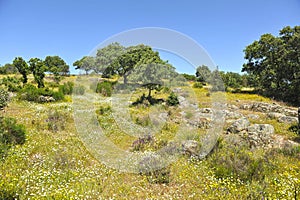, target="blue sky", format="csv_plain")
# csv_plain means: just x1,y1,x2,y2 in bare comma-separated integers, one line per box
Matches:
0,0,299,74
